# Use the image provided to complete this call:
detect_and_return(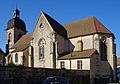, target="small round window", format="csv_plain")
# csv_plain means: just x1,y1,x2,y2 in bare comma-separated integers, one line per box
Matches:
39,23,44,28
